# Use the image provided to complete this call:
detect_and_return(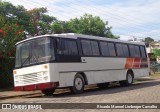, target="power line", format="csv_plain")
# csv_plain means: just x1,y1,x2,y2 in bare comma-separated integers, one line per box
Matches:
66,0,160,38
70,0,159,31
16,0,160,38
27,0,159,31
44,0,159,37
88,0,160,29
26,0,157,32
20,0,75,20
